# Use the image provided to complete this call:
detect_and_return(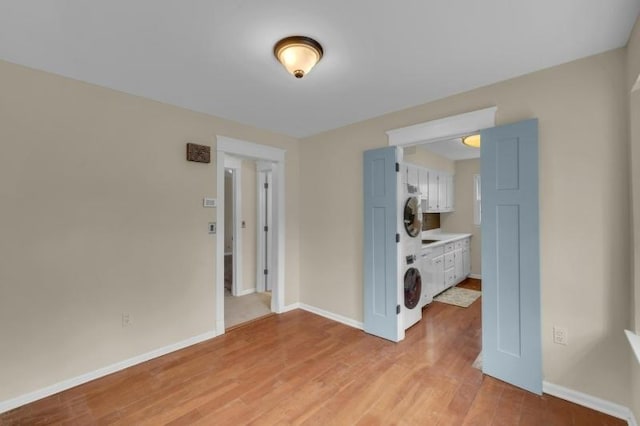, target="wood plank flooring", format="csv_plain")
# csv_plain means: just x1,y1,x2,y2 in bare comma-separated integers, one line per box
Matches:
0,279,625,425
